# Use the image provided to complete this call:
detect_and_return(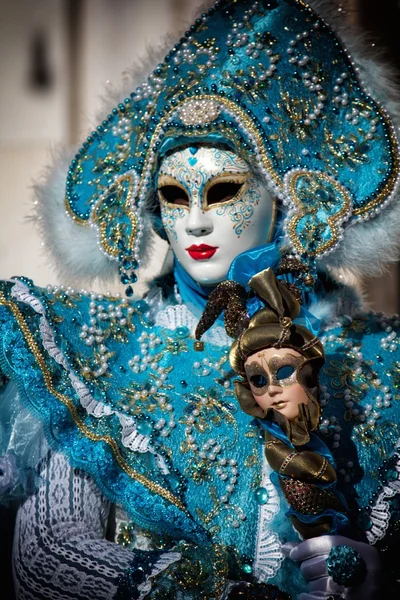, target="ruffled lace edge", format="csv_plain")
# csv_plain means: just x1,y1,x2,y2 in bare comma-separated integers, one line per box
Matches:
10,281,170,473
253,453,284,582
367,453,400,545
